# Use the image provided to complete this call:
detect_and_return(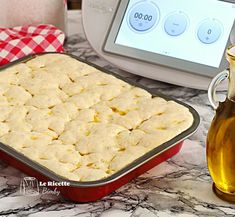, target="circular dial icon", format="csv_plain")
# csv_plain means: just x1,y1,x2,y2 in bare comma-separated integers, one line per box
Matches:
128,2,160,32
197,19,222,44
164,12,188,36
